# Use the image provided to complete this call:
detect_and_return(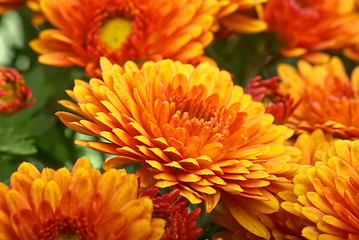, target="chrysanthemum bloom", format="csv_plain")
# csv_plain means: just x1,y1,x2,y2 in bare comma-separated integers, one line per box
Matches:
0,0,44,25
277,57,359,139
143,188,202,240
0,67,35,115
0,157,166,239
282,140,359,239
264,0,359,63
30,0,219,77
57,58,299,239
211,199,310,240
214,0,267,35
245,76,298,125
